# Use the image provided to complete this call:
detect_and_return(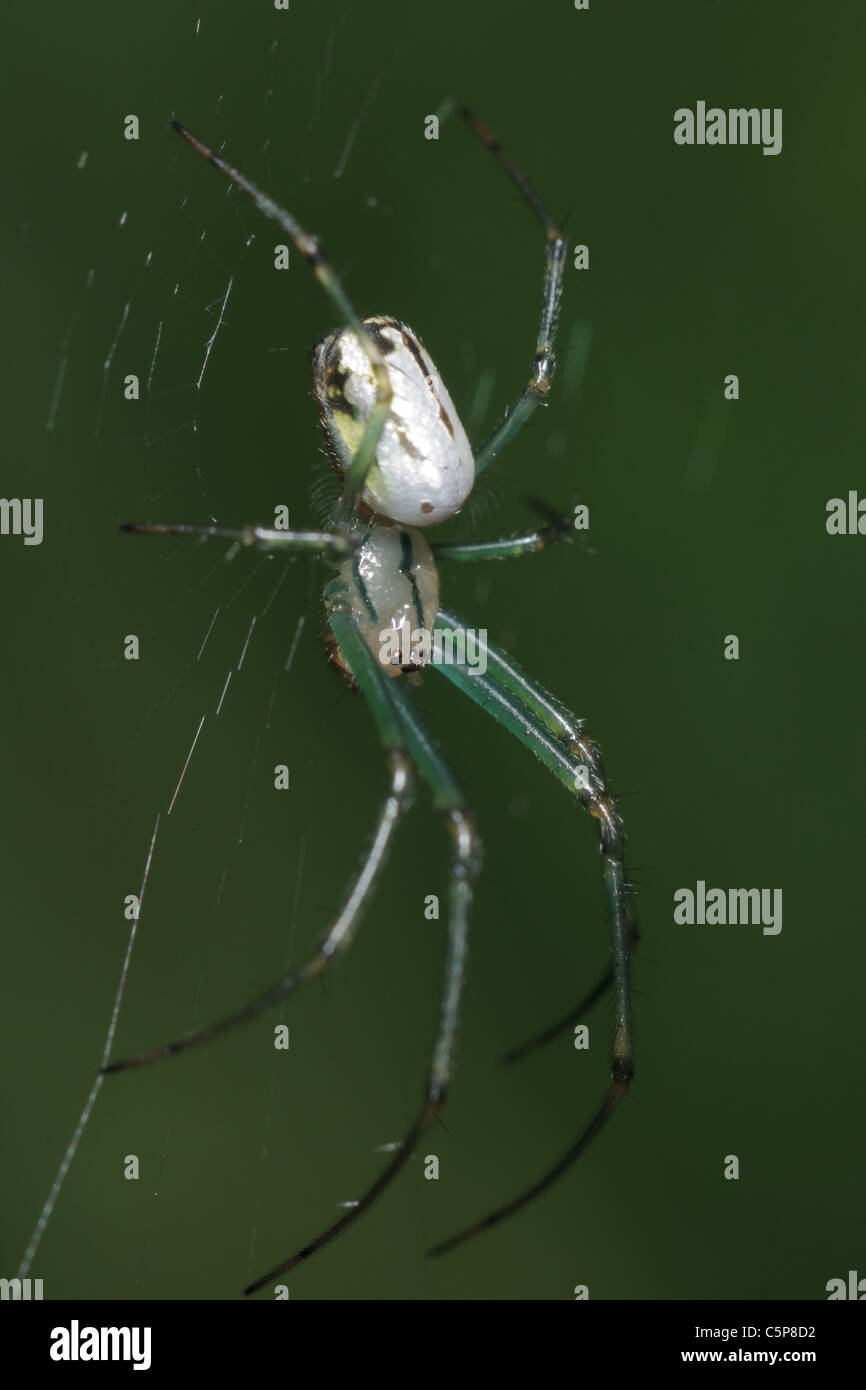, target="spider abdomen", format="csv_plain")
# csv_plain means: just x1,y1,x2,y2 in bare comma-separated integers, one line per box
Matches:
313,315,475,527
